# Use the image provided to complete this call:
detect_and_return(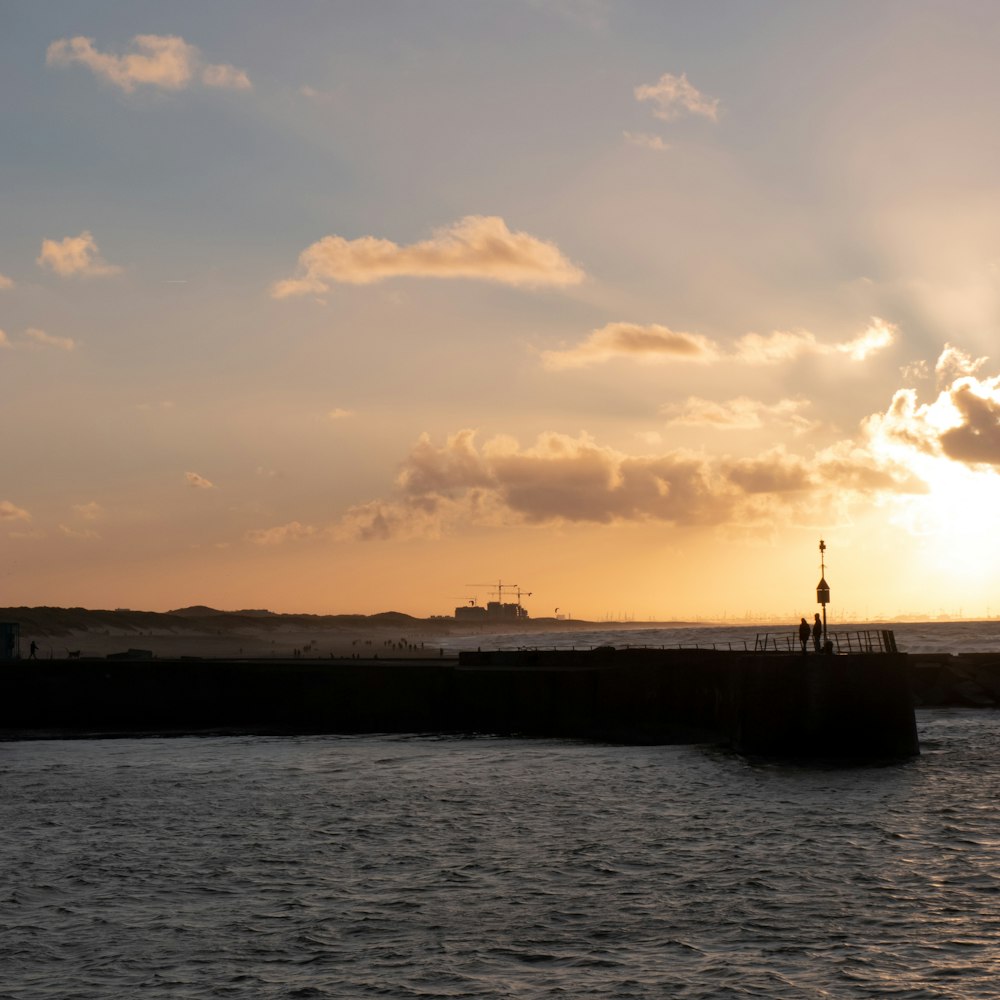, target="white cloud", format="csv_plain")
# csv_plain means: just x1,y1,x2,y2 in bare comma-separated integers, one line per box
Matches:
634,72,719,122
623,131,669,151
72,501,103,520
662,396,817,433
731,329,819,364
328,408,354,420
935,343,987,387
185,471,215,489
0,273,13,289
1,500,31,522
836,317,898,361
24,328,75,351
901,359,930,382
272,215,584,298
46,34,251,93
37,231,120,278
546,318,897,369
